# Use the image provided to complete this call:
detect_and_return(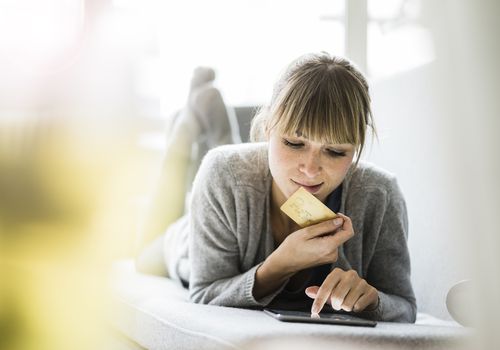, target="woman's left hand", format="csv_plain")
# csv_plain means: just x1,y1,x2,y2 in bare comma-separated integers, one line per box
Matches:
305,268,379,314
